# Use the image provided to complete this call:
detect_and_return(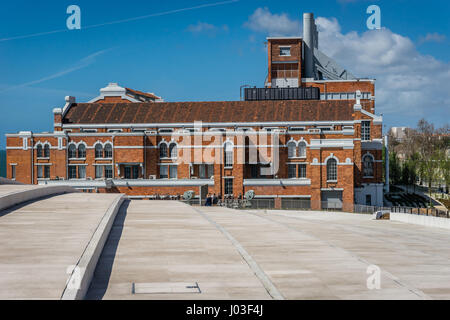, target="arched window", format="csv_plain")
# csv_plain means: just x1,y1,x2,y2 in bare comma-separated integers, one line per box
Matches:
104,143,113,158
169,143,177,159
224,142,233,167
36,145,43,158
95,144,103,158
159,143,168,159
287,141,296,158
298,141,306,158
363,154,374,177
43,144,50,158
78,144,86,158
326,158,337,181
68,144,77,158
